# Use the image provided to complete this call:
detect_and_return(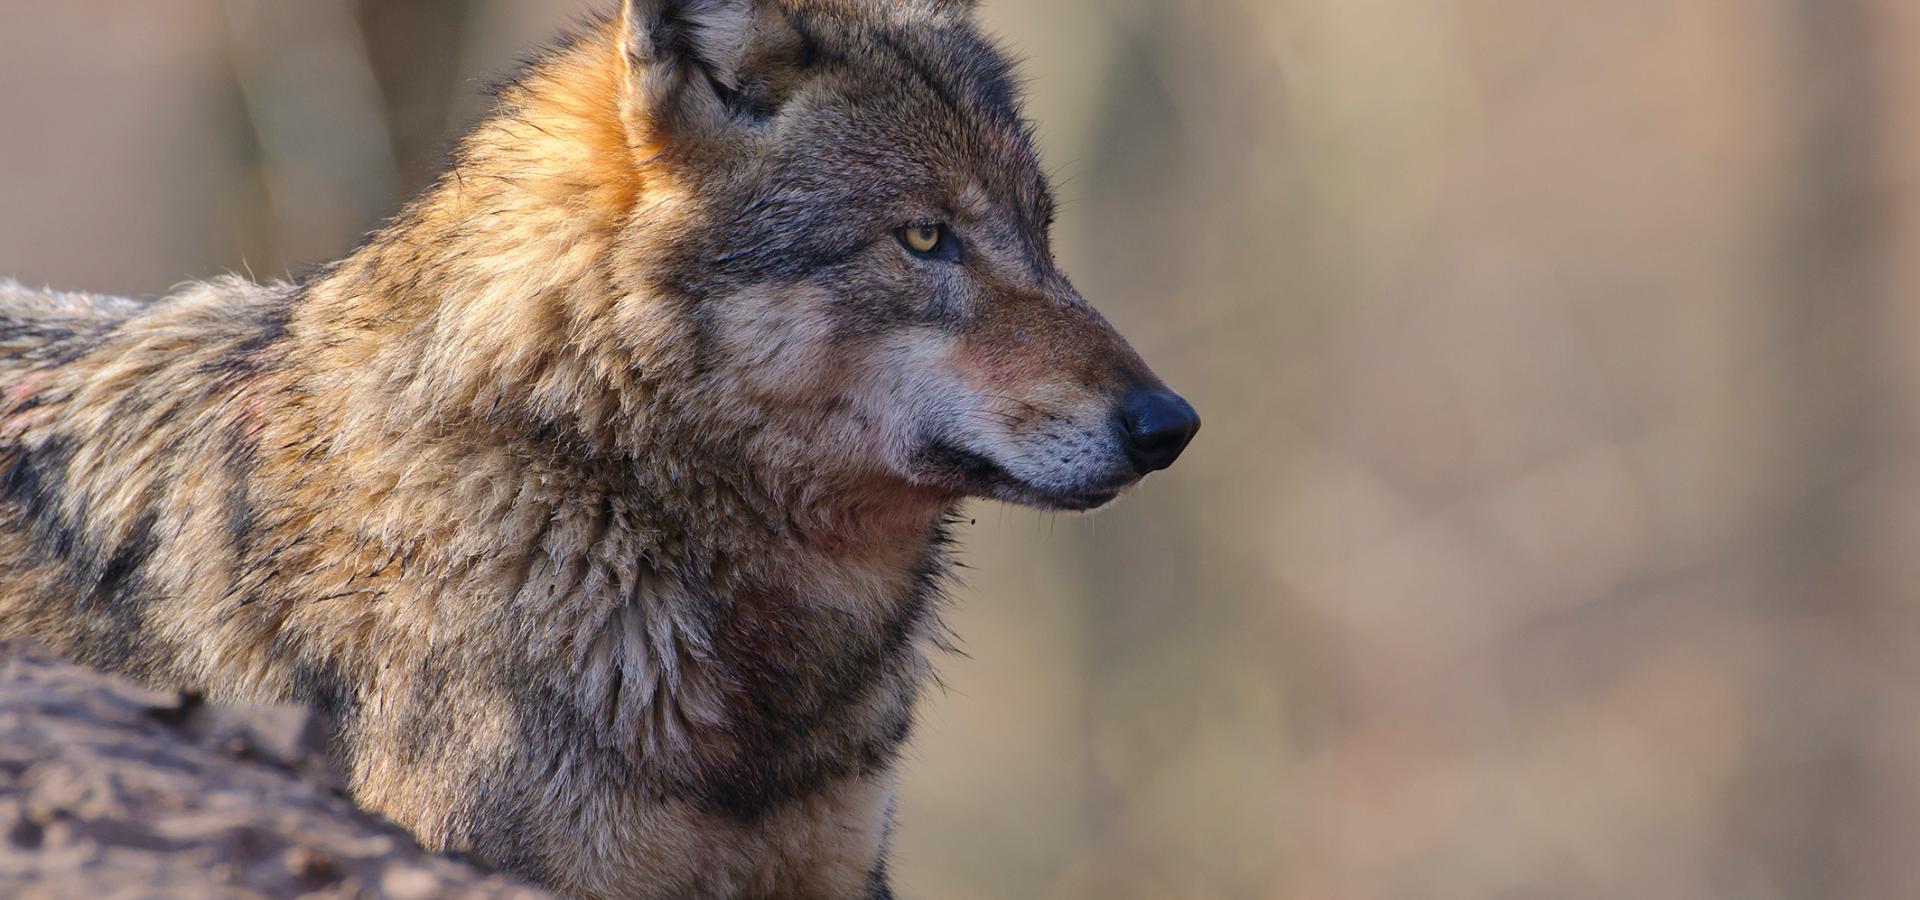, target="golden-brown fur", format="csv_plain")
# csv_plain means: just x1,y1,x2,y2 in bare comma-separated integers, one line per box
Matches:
0,2,1195,897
